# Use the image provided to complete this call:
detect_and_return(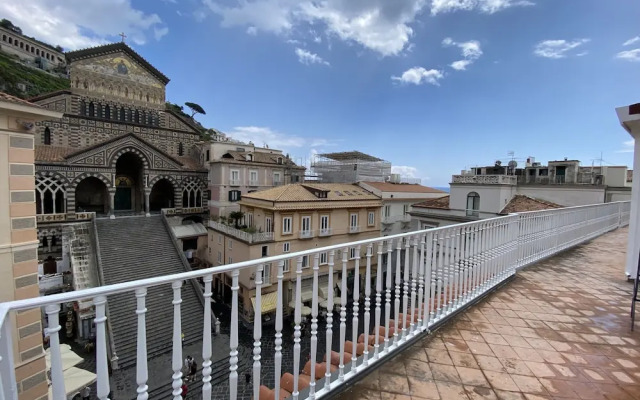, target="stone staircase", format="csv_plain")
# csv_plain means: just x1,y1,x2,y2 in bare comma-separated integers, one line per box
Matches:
95,215,204,369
